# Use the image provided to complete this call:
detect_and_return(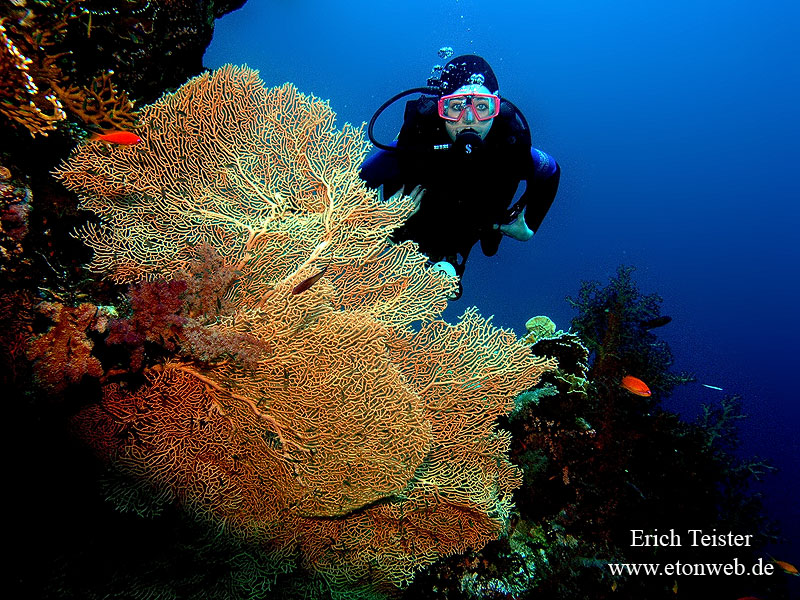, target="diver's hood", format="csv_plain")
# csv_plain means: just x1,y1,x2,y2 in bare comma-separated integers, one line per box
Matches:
451,129,485,155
